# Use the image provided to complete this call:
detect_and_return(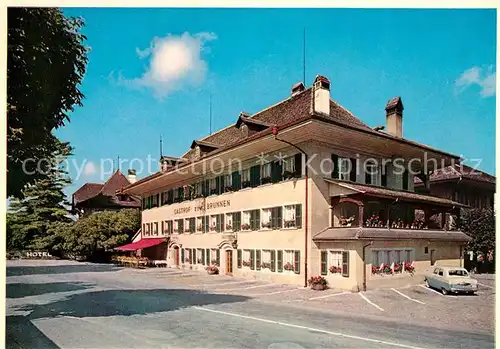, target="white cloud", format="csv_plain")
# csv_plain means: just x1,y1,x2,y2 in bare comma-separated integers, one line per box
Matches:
118,32,217,99
455,65,496,98
83,161,97,176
